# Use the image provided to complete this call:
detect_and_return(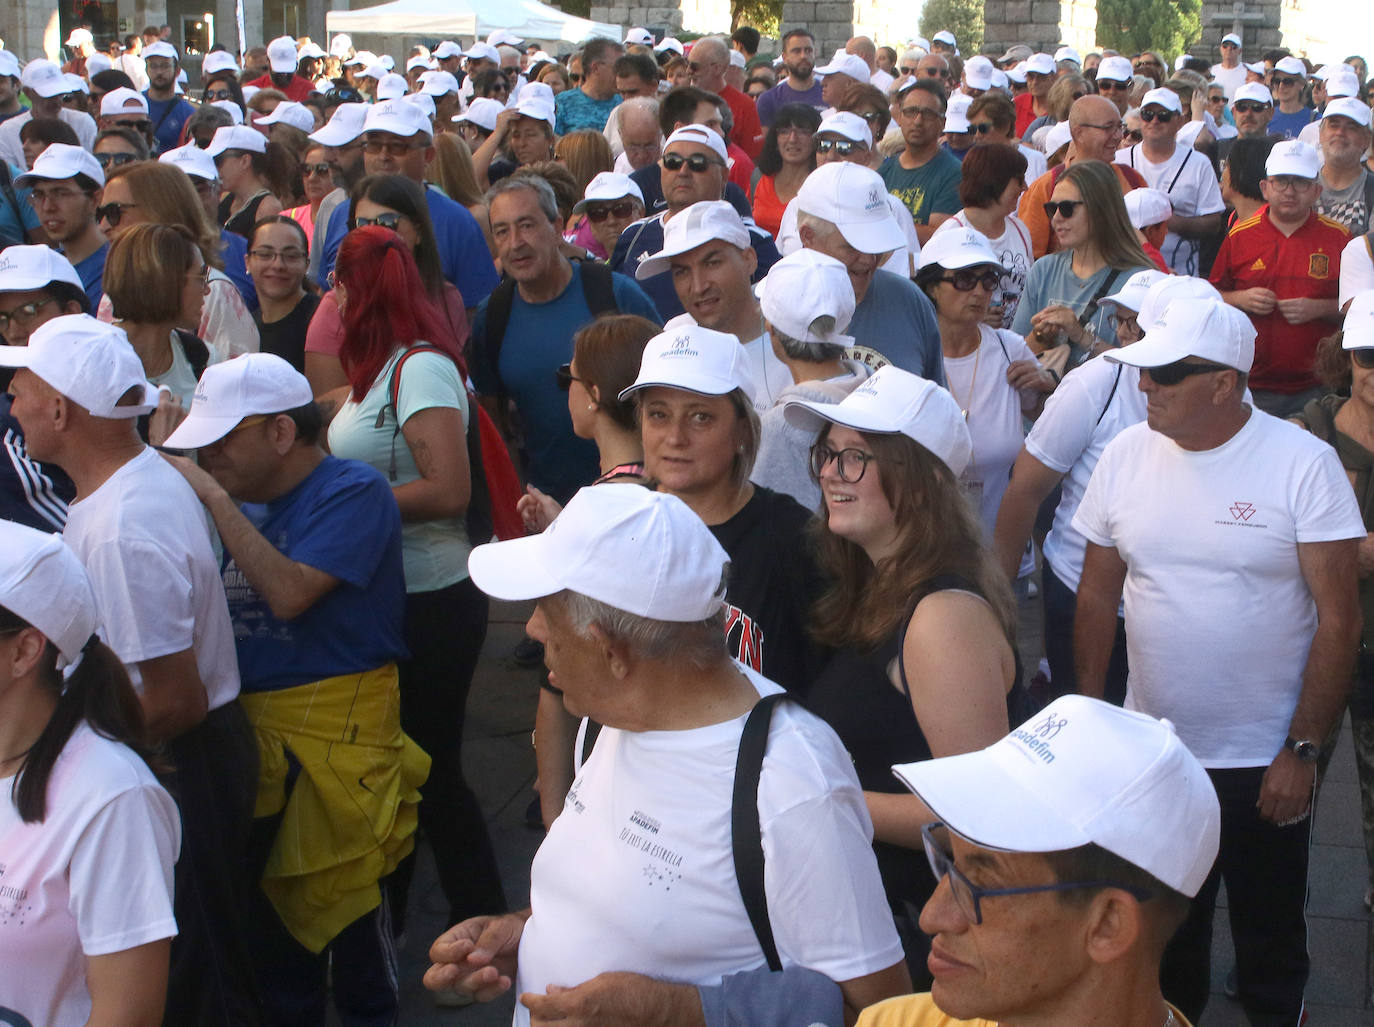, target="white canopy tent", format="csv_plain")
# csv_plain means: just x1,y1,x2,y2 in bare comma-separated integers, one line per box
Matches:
326,0,620,45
